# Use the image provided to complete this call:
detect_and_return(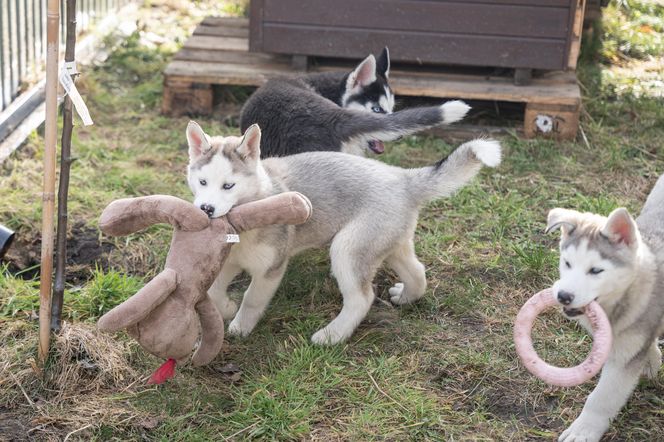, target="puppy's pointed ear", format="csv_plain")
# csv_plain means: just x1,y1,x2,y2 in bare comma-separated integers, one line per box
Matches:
376,47,390,78
187,121,211,161
346,54,376,91
602,208,637,247
236,124,261,161
546,208,579,235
